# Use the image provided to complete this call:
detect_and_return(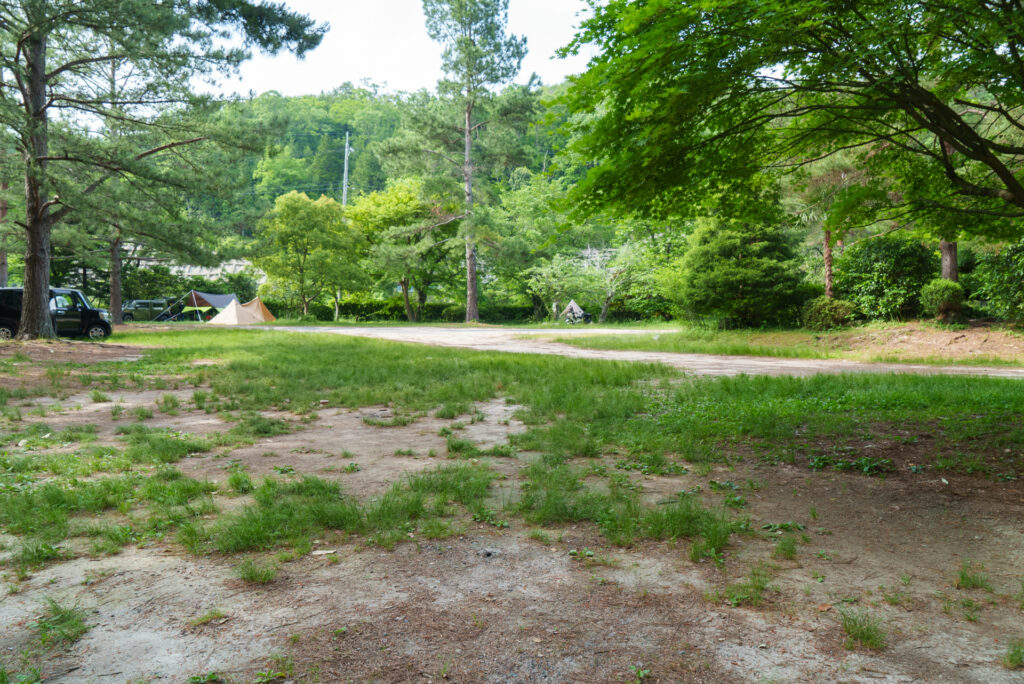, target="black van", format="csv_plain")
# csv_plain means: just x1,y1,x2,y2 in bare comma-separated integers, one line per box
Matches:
0,287,112,340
